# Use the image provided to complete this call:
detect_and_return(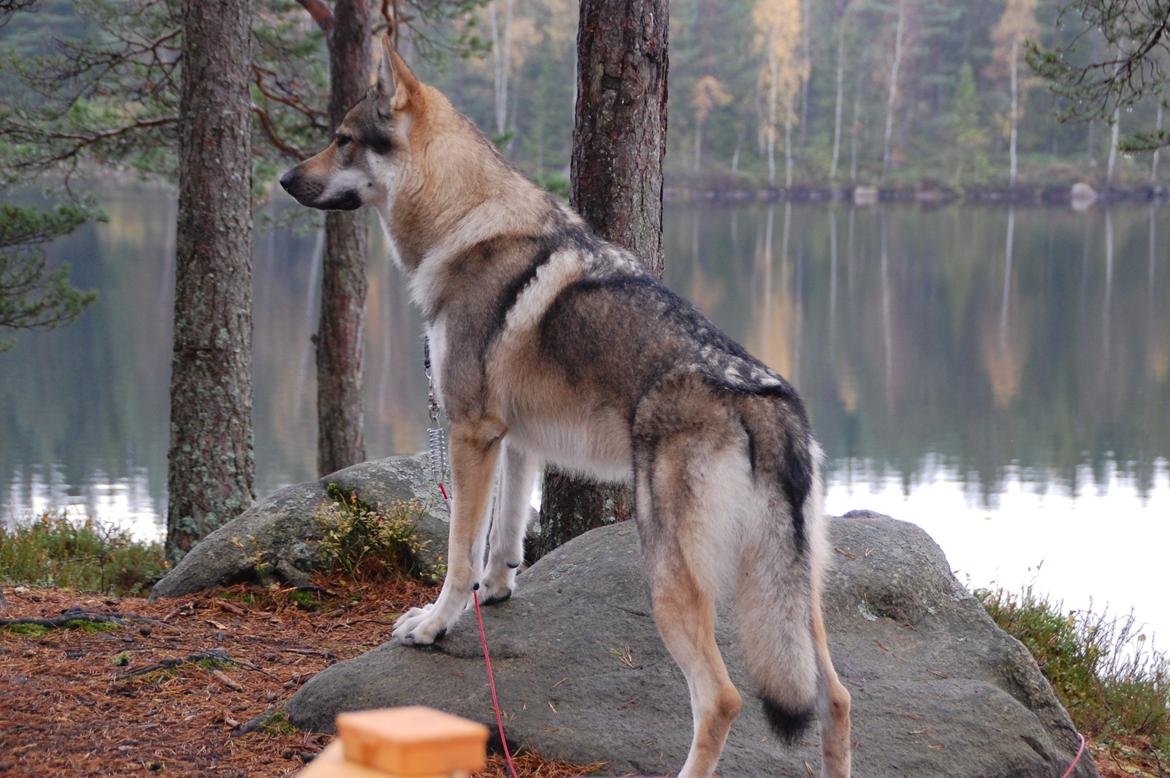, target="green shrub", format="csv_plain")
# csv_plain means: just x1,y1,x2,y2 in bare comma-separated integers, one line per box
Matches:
315,485,440,583
0,512,166,595
978,586,1169,759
